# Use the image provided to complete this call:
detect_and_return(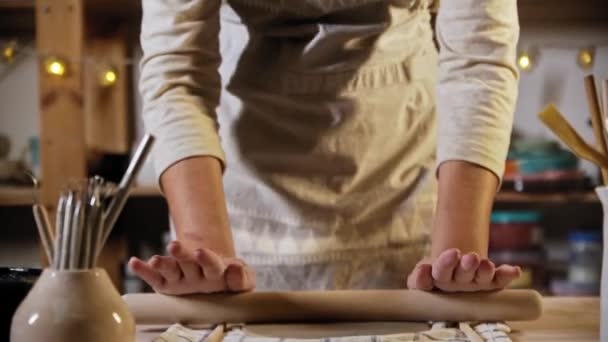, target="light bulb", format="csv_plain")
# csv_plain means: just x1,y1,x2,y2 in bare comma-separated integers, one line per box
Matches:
2,41,17,63
44,57,67,77
577,48,594,69
517,51,533,71
100,68,117,87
